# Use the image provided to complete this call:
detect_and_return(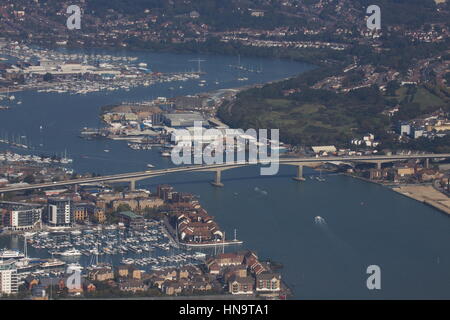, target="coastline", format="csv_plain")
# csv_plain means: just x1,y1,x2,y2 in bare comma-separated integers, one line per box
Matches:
343,172,450,216
391,185,450,216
